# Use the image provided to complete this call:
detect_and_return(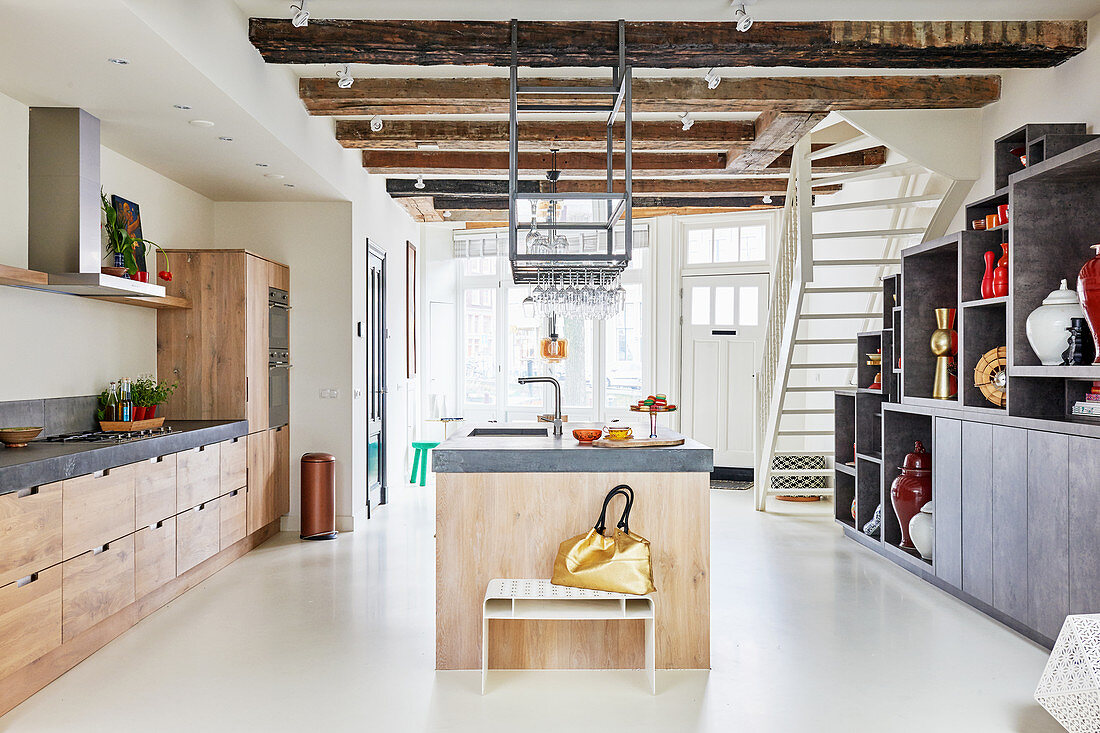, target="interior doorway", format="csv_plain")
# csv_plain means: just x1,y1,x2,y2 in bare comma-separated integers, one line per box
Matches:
366,241,387,515
680,273,769,473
